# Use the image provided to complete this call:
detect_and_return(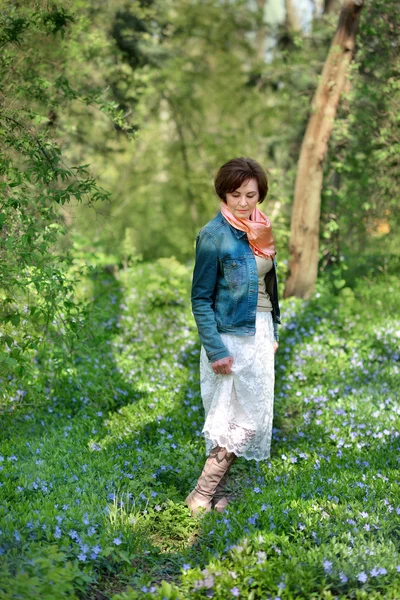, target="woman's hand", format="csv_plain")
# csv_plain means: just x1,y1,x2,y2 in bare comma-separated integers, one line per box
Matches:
211,356,233,375
273,341,279,354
